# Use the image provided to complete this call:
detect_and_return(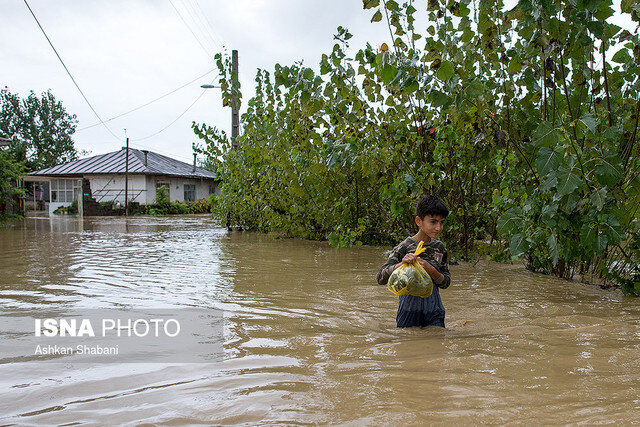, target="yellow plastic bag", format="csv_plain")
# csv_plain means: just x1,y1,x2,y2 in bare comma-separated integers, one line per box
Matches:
387,241,434,298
